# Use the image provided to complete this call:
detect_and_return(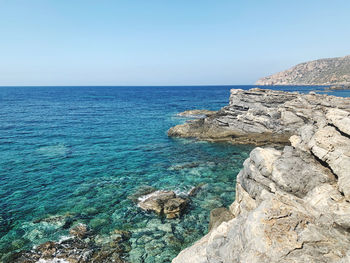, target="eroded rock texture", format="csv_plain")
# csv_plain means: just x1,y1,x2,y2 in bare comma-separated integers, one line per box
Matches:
168,88,350,145
172,90,350,263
